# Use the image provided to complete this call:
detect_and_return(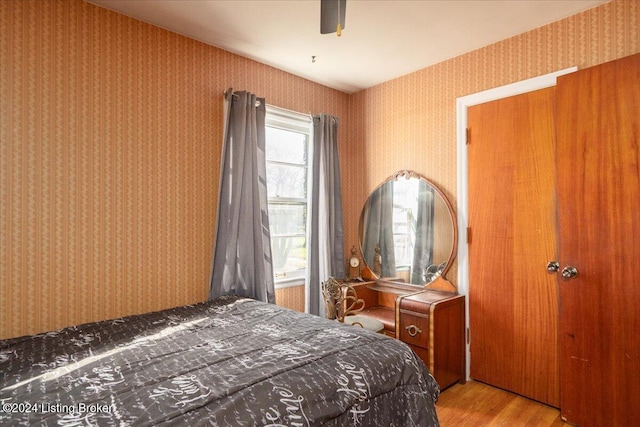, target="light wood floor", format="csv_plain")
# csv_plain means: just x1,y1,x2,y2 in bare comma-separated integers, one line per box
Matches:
436,380,572,426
